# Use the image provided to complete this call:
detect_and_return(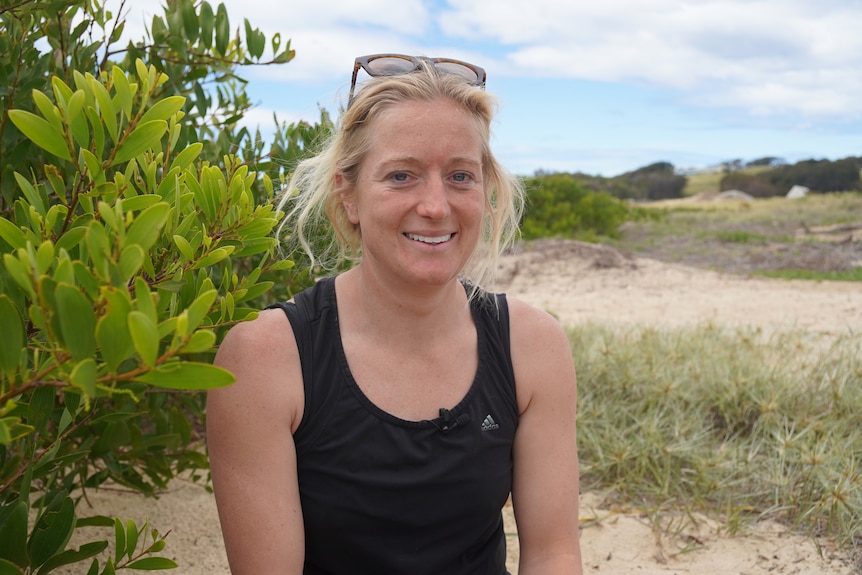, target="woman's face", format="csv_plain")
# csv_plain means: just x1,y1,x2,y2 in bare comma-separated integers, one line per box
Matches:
341,97,486,289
